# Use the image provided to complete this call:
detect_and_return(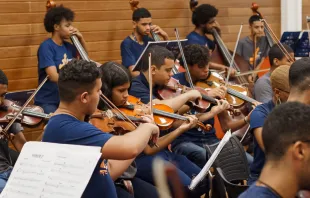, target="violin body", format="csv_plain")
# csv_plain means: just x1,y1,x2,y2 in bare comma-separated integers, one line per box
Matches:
120,95,174,131
0,100,48,126
158,77,211,113
196,72,250,108
89,109,136,134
